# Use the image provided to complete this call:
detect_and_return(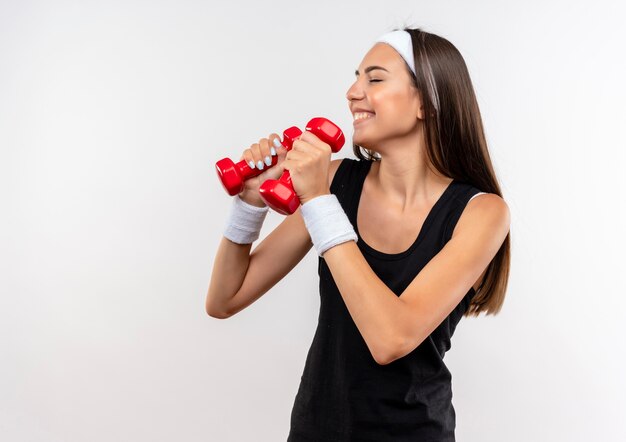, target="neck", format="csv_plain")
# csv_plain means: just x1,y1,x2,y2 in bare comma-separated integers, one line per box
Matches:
368,131,452,211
